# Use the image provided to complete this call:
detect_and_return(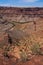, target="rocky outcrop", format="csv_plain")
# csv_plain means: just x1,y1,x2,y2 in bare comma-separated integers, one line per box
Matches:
0,7,43,20
0,7,43,38
0,7,43,32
